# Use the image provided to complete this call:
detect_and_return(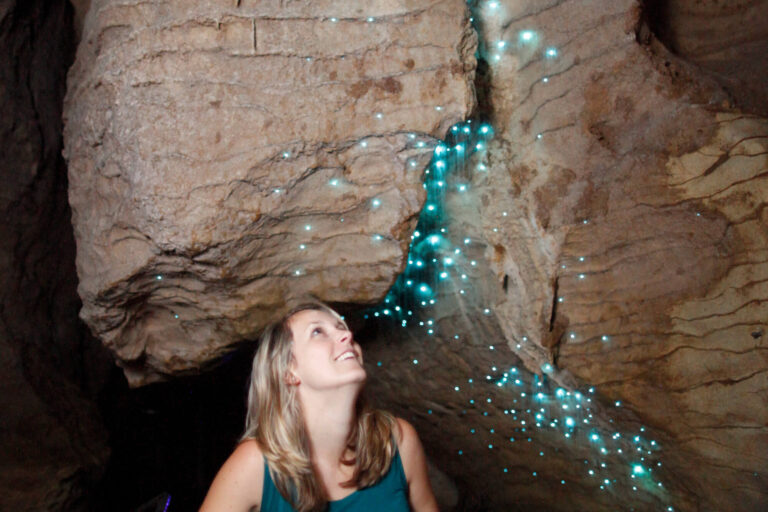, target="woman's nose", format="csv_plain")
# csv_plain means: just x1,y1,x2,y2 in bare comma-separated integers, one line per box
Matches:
337,330,352,344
